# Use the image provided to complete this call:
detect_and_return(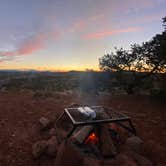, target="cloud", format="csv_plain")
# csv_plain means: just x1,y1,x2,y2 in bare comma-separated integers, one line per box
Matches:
0,33,46,60
127,12,166,25
0,12,105,63
17,33,46,55
69,20,86,32
83,27,141,39
0,54,15,63
117,0,154,11
89,14,105,22
0,30,61,62
69,13,105,33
